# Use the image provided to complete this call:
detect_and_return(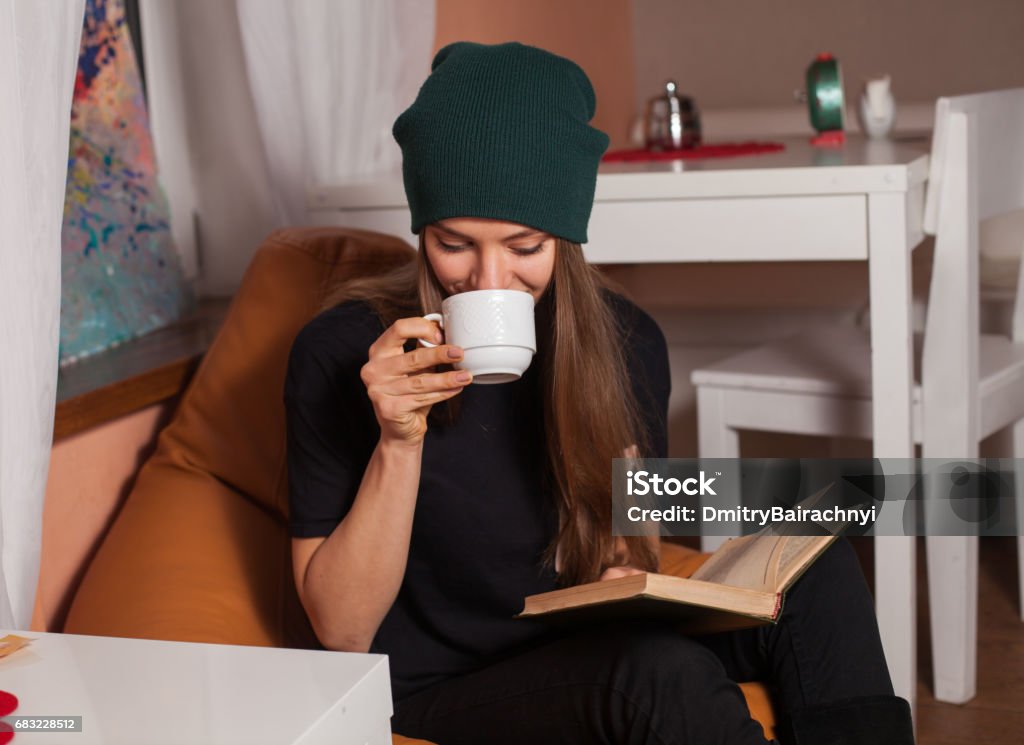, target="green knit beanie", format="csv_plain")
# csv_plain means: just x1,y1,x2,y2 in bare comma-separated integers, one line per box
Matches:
393,41,609,244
